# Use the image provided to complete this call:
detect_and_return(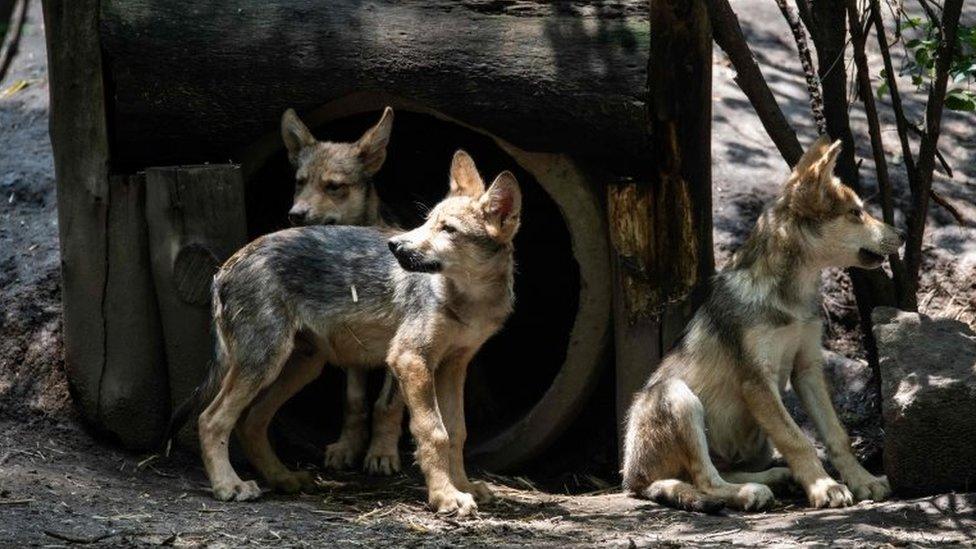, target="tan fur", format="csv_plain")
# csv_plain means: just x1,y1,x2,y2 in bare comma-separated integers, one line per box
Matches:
622,137,900,512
